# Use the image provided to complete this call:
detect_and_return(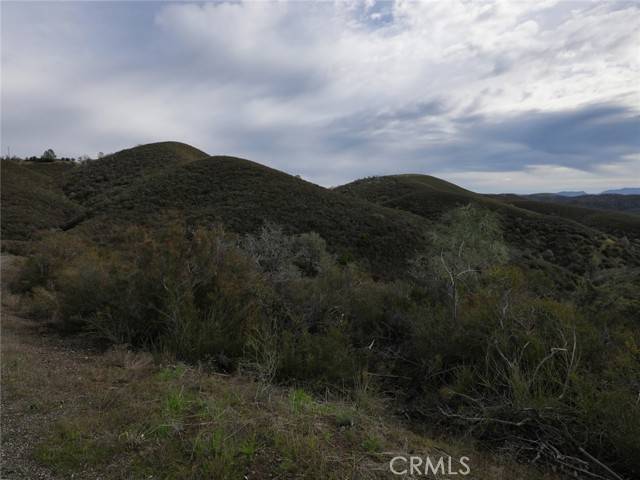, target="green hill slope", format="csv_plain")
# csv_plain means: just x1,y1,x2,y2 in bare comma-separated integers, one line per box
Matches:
336,175,640,283
336,174,491,221
1,160,84,241
63,141,209,203
66,150,431,276
526,193,640,215
6,142,639,280
21,161,76,186
490,195,640,239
